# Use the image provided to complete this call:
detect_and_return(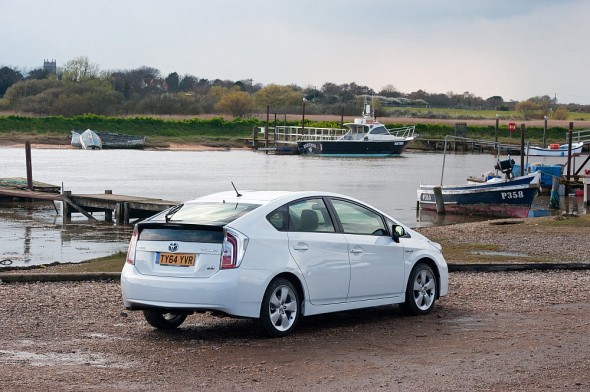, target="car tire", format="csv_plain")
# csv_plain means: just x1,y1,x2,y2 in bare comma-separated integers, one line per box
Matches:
142,309,187,330
259,278,300,338
401,263,437,315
